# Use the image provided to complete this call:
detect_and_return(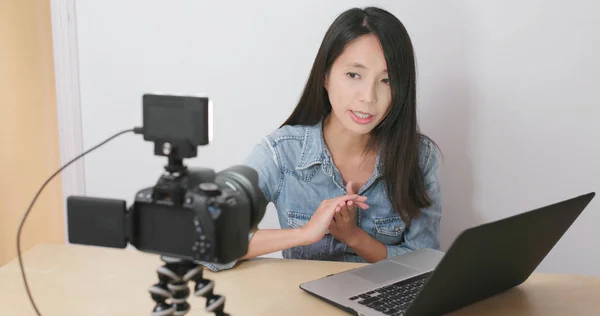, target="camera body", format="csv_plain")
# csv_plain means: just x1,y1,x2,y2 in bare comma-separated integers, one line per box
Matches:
67,94,266,264
130,165,262,263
